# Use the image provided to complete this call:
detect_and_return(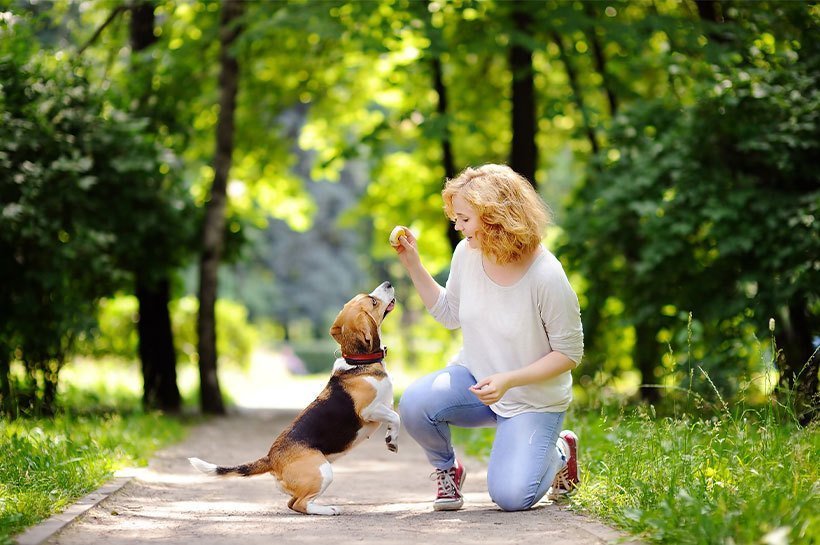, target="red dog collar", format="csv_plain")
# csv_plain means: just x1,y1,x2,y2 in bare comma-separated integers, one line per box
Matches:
343,347,387,365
